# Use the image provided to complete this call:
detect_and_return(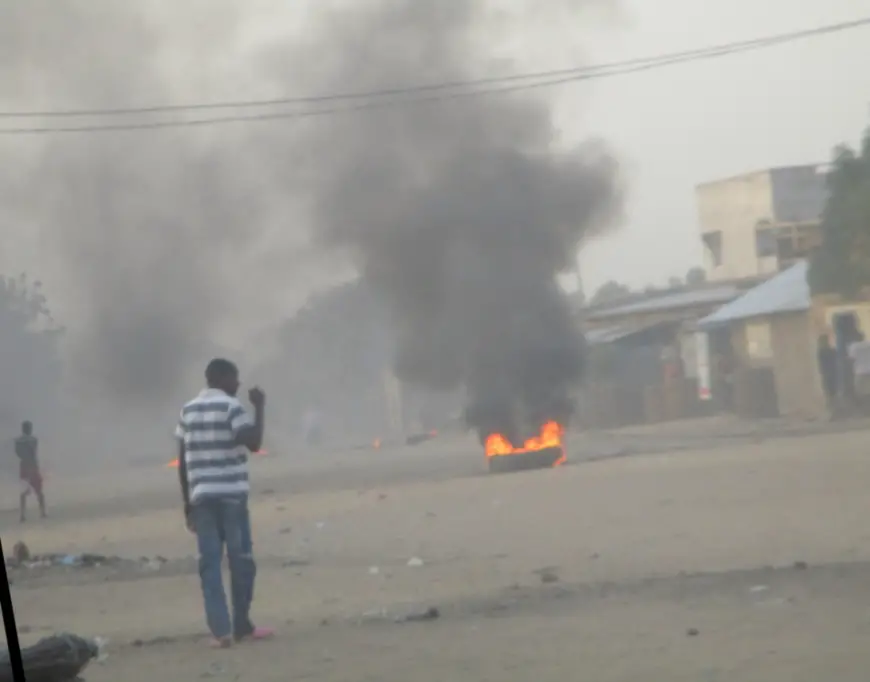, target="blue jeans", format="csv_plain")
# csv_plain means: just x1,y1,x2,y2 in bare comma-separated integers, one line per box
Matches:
191,497,257,639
